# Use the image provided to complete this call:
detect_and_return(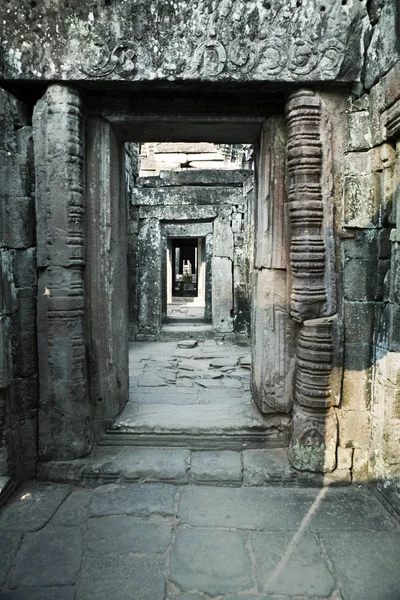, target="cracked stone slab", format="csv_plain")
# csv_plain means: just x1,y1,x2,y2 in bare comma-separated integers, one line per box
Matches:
11,526,82,587
139,374,169,387
77,554,166,600
178,486,318,530
89,483,177,517
190,451,242,485
169,528,253,596
90,447,190,483
0,483,71,532
50,490,91,526
86,515,173,555
251,531,335,597
320,531,400,600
